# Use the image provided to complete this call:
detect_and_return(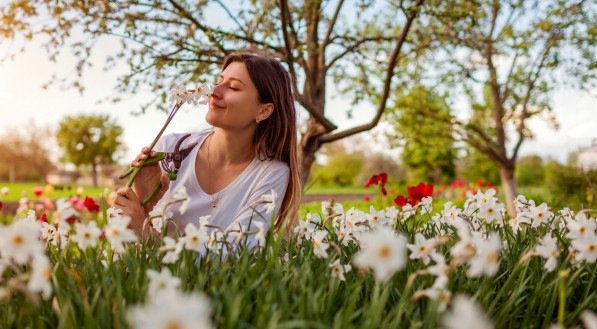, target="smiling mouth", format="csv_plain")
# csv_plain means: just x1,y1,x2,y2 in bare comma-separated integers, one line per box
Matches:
209,101,225,110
